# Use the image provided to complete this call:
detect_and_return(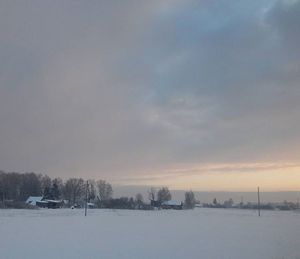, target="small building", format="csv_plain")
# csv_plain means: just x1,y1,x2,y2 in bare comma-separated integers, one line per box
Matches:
43,200,63,209
87,202,95,209
26,196,63,209
161,200,183,210
26,196,43,206
35,200,49,208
